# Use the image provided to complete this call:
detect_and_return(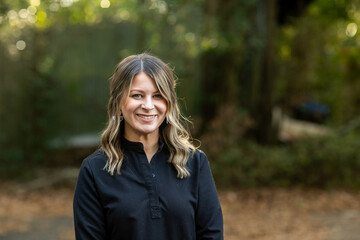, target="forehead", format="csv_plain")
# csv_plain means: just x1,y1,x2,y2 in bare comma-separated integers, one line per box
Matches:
129,72,159,91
